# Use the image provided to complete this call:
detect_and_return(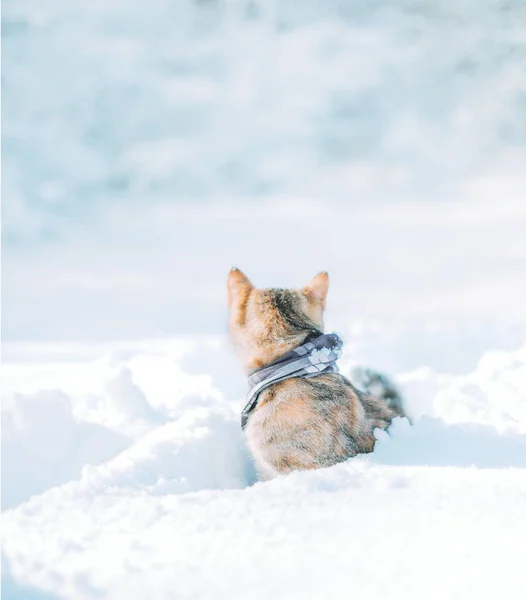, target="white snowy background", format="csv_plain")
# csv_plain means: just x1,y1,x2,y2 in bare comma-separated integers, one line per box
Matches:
2,1,526,599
